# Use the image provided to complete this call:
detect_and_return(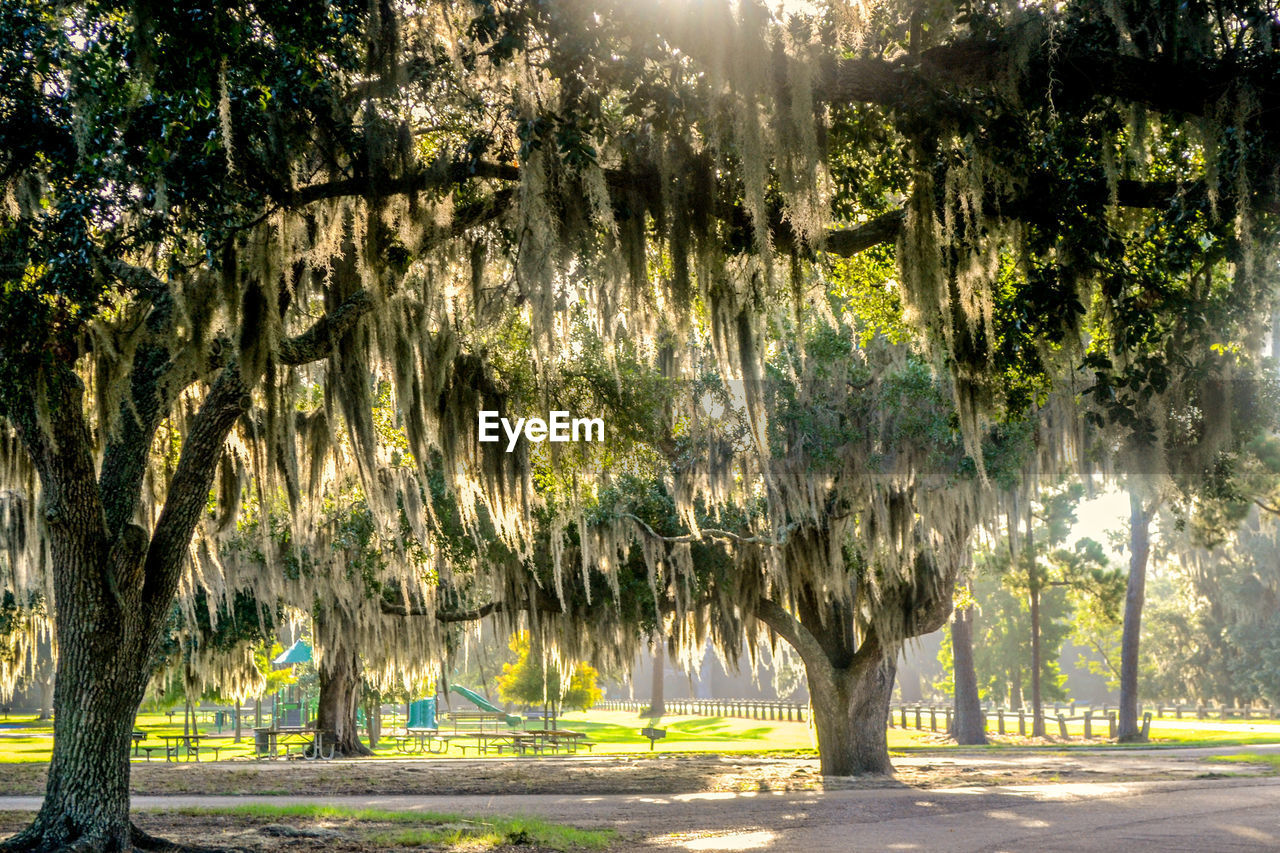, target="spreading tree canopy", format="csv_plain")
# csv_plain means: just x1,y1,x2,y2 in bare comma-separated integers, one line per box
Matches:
3,0,1280,846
